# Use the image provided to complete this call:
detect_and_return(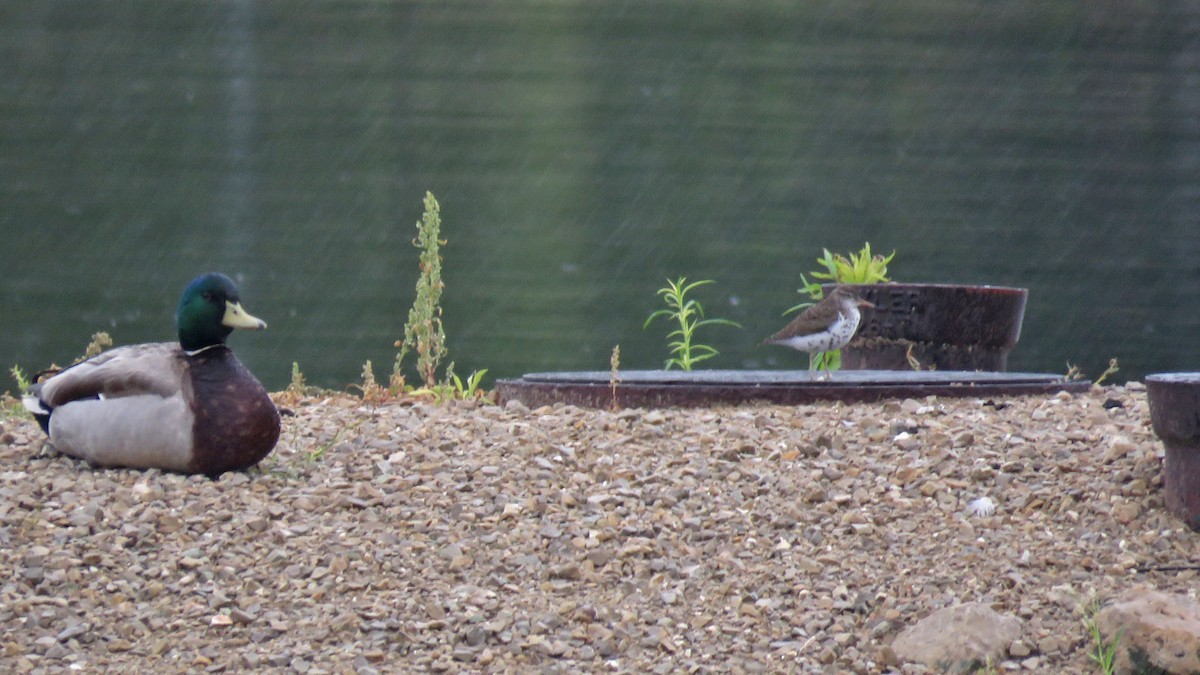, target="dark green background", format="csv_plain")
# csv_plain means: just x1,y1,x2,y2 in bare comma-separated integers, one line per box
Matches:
3,1,1196,389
